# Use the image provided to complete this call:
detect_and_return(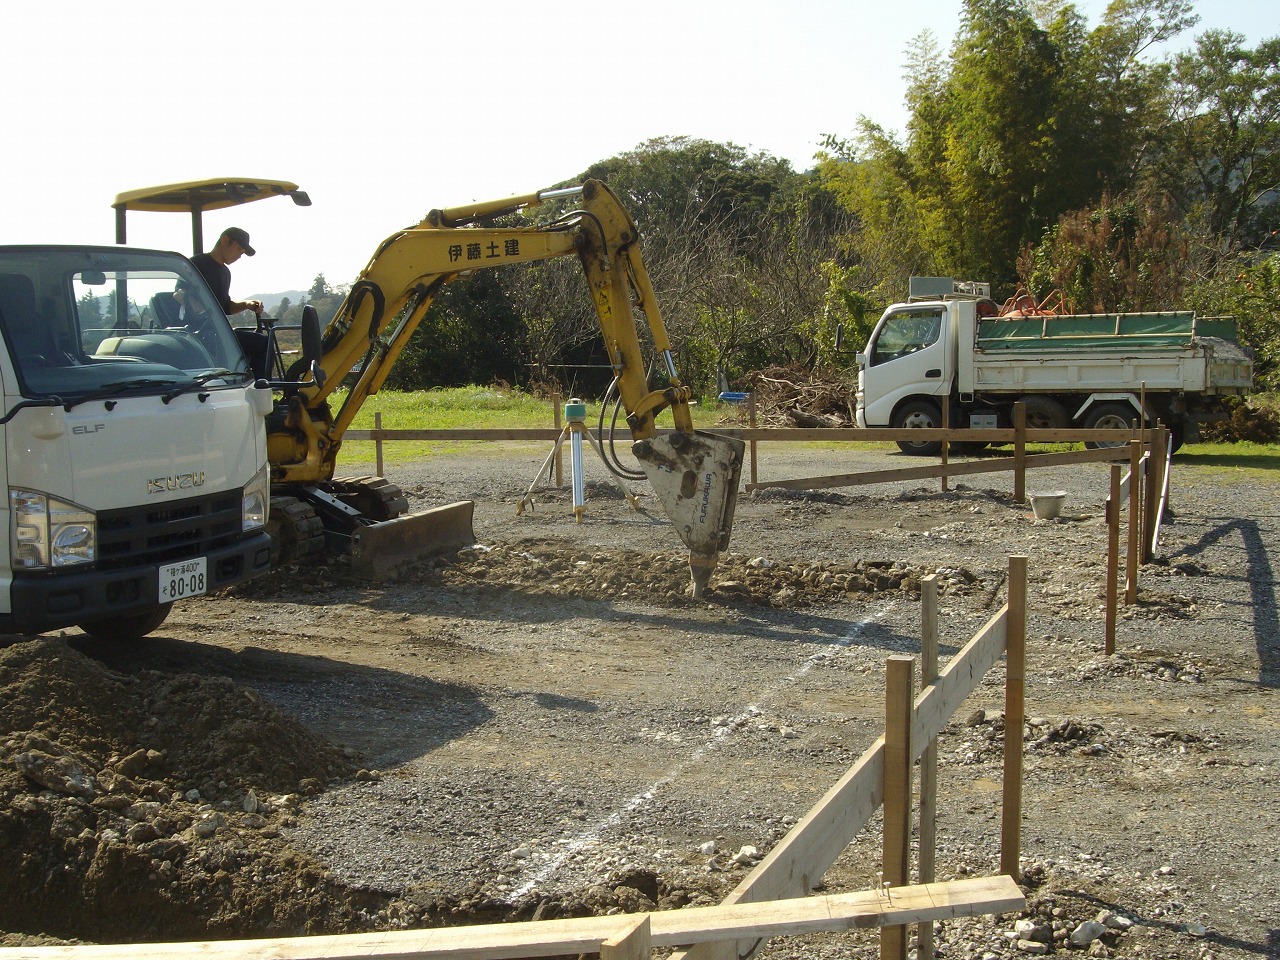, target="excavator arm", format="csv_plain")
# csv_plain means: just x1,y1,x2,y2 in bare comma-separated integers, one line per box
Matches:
274,180,742,595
